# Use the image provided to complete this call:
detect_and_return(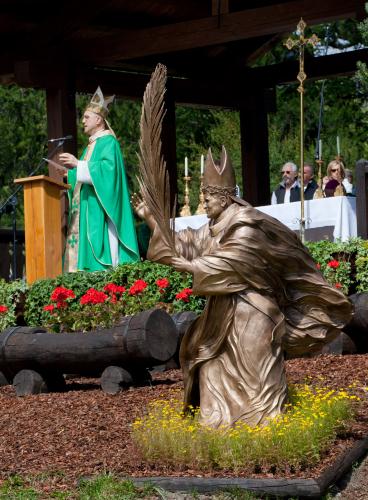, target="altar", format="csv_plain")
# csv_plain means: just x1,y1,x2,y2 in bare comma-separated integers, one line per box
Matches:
175,196,357,242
